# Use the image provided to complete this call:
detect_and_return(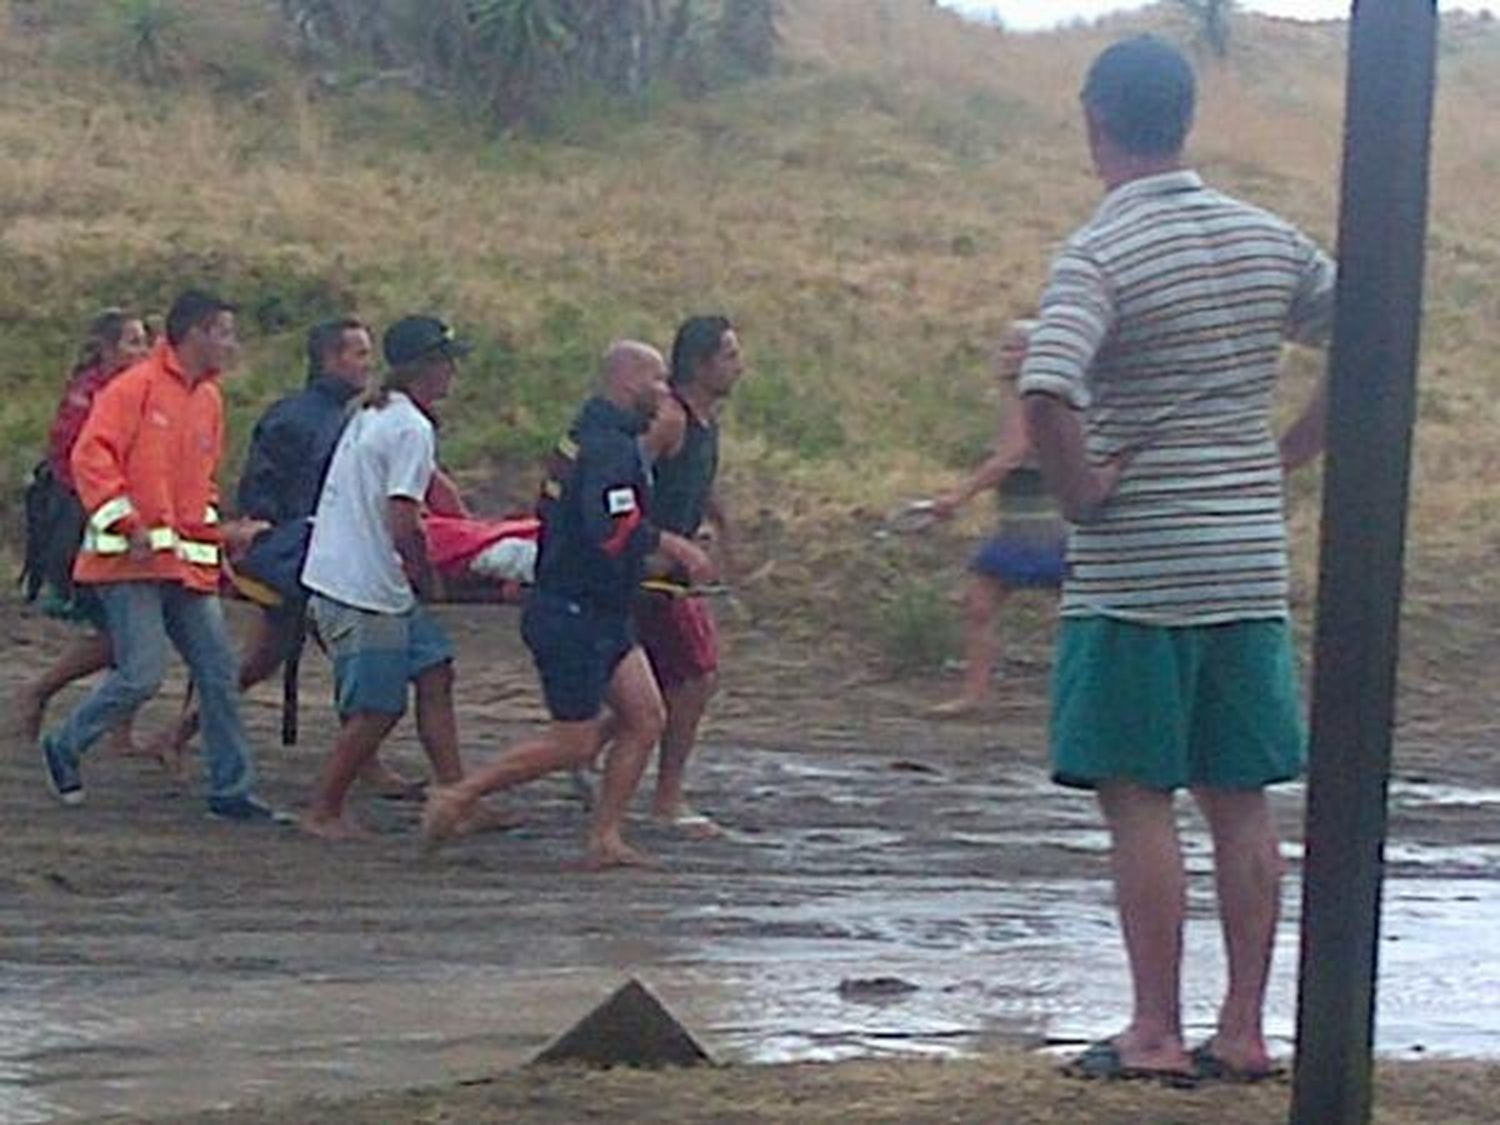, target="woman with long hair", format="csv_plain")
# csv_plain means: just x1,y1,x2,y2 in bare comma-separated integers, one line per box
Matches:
18,309,151,752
